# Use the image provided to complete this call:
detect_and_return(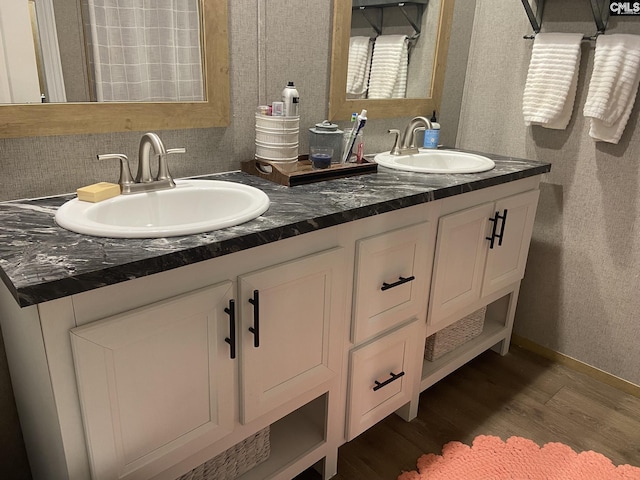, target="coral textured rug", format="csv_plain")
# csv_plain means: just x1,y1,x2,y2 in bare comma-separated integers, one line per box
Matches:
398,435,640,480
